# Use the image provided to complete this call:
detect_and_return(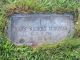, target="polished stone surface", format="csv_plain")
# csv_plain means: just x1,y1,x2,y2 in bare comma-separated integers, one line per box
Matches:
7,14,74,46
